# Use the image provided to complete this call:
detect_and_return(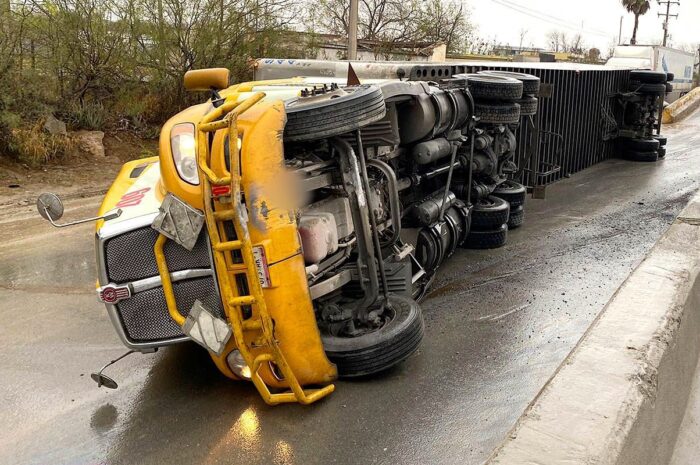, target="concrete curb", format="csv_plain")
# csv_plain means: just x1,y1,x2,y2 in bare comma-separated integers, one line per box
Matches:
486,191,700,465
663,87,700,124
